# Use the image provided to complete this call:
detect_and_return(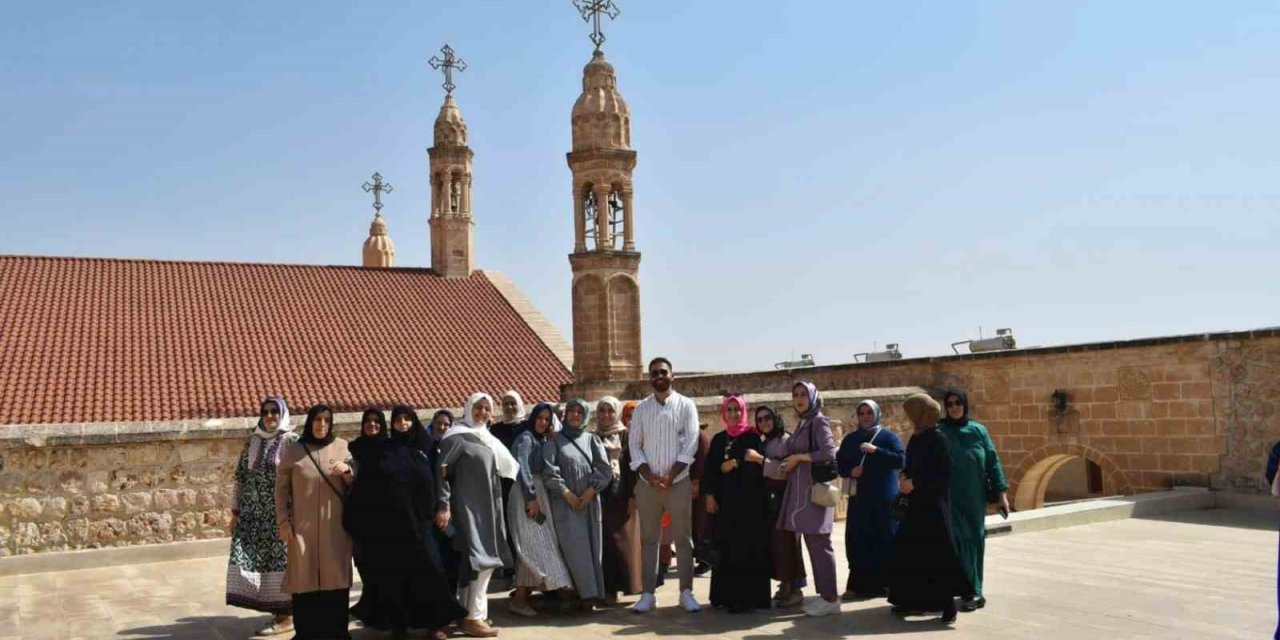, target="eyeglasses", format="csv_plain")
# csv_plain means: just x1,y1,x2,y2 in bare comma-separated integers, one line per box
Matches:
945,400,964,407
262,408,280,416
649,370,671,378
